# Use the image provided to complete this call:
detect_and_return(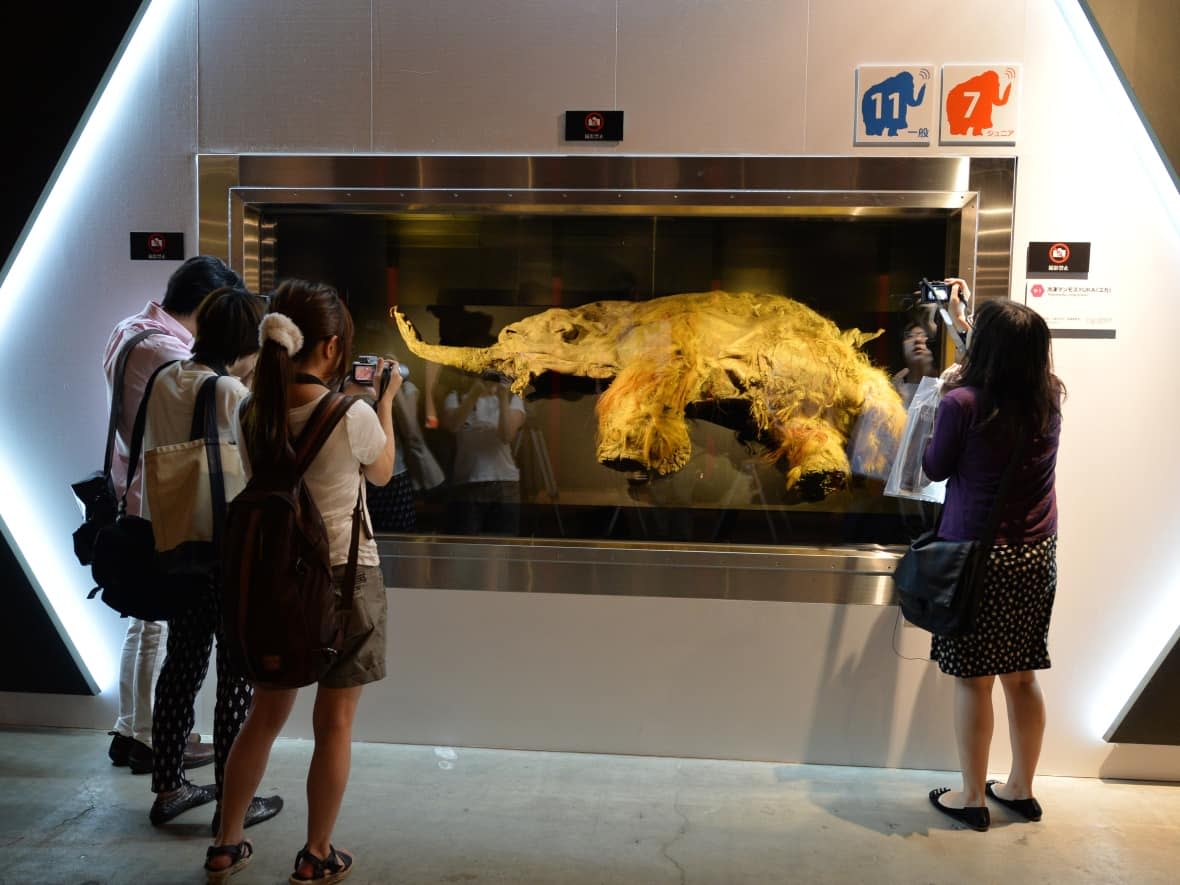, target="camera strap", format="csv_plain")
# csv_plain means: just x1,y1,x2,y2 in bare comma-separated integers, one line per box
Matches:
295,373,328,387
